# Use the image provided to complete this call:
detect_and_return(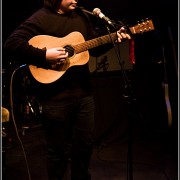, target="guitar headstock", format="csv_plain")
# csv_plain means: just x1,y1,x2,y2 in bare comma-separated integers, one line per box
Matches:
129,19,155,34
